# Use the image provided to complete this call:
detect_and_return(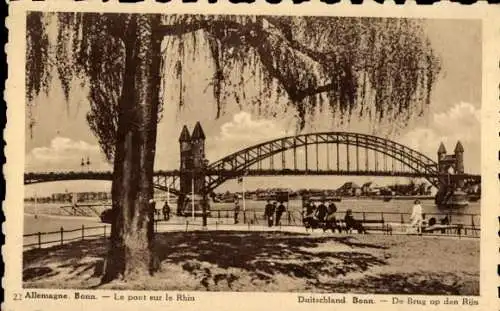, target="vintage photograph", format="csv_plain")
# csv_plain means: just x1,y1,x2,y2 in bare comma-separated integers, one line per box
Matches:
21,12,481,295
